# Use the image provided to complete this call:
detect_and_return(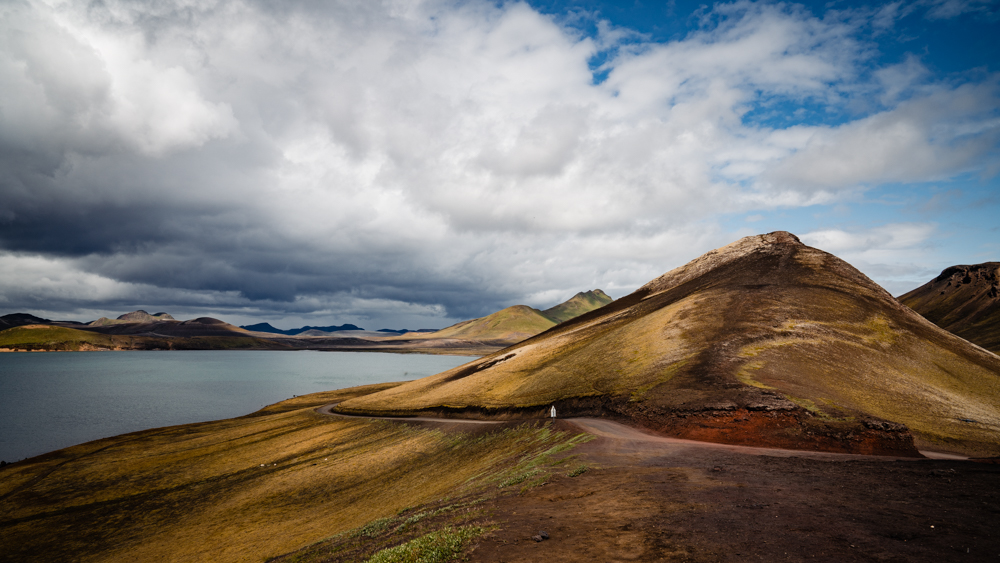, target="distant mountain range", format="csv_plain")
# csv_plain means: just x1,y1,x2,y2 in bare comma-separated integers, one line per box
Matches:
0,289,613,353
240,322,363,336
